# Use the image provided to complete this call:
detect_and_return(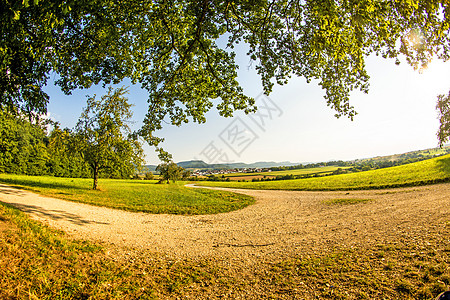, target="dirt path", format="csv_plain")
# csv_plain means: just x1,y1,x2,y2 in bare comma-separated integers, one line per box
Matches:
0,183,449,263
